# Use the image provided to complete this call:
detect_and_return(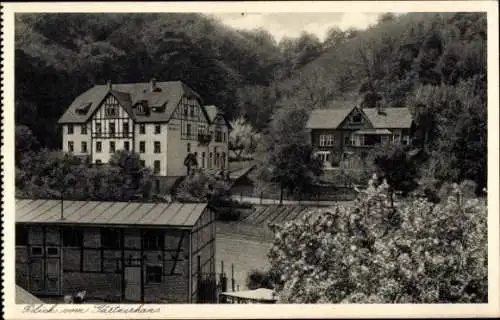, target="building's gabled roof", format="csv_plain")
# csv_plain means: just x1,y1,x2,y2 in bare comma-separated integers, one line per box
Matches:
362,107,413,129
15,199,207,228
58,81,202,124
307,105,413,130
202,105,232,129
305,106,354,129
203,105,219,123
